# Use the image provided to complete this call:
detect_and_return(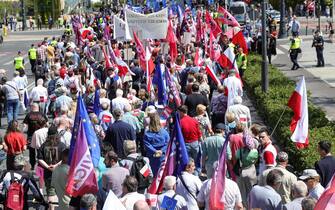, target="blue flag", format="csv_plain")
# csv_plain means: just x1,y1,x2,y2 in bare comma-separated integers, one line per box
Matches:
152,62,167,106
69,95,101,167
162,0,167,8
93,89,101,116
173,112,189,176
